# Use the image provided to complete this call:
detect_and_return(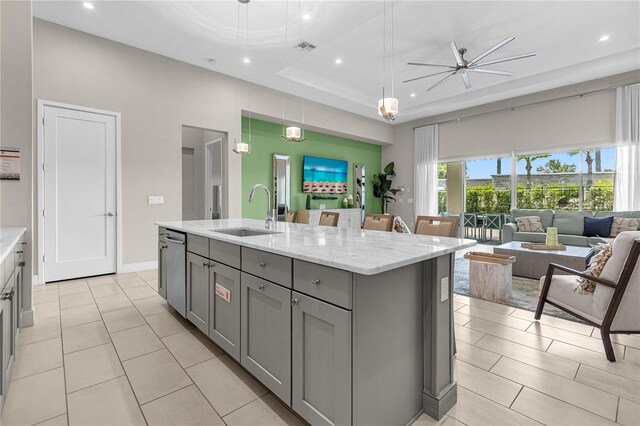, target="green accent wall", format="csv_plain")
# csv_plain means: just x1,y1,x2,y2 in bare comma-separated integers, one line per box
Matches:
242,117,382,219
